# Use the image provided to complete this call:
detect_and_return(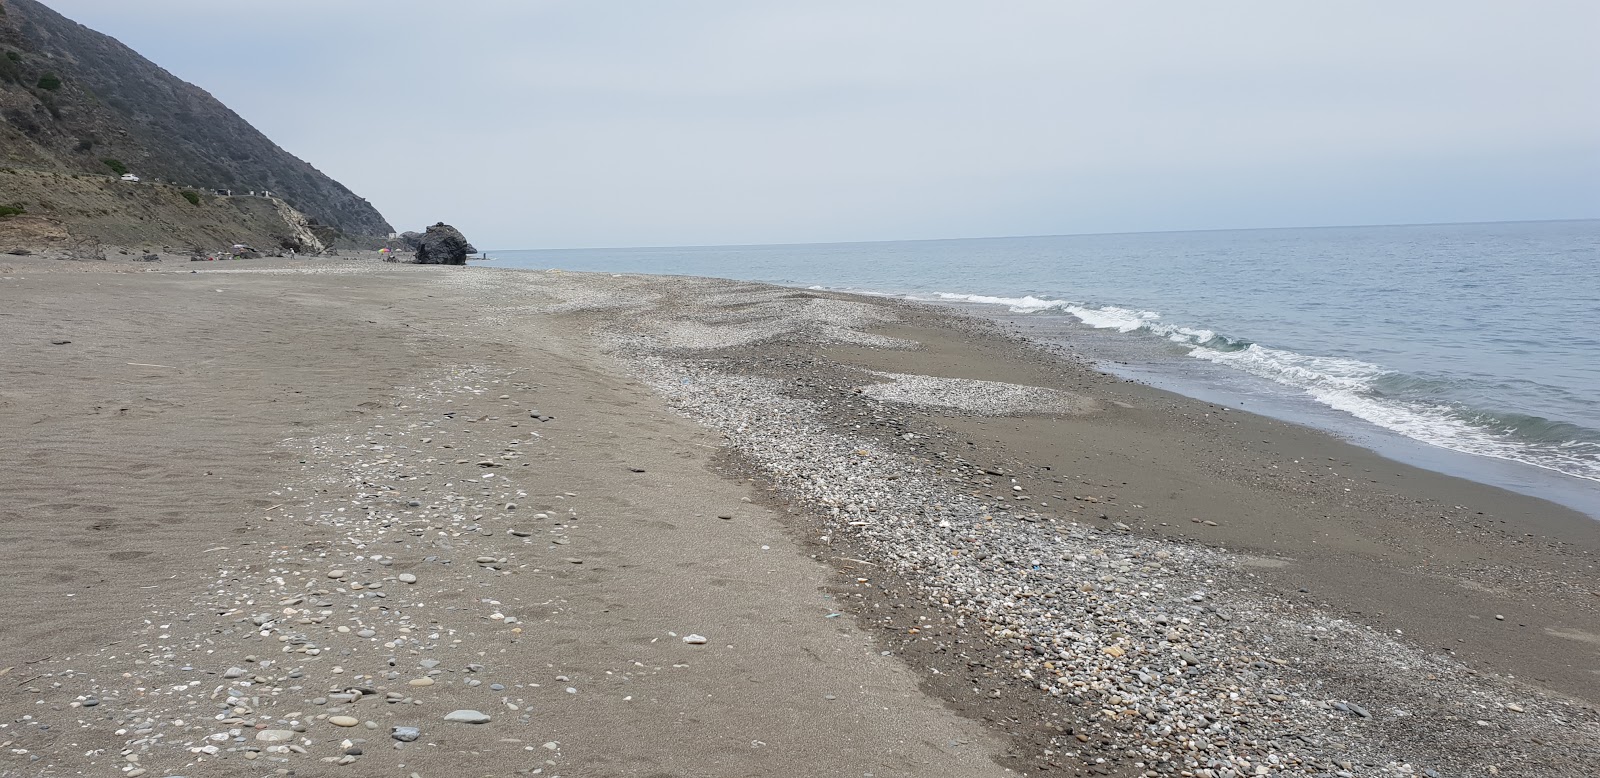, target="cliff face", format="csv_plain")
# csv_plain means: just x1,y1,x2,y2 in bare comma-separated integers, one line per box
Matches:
0,0,392,240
